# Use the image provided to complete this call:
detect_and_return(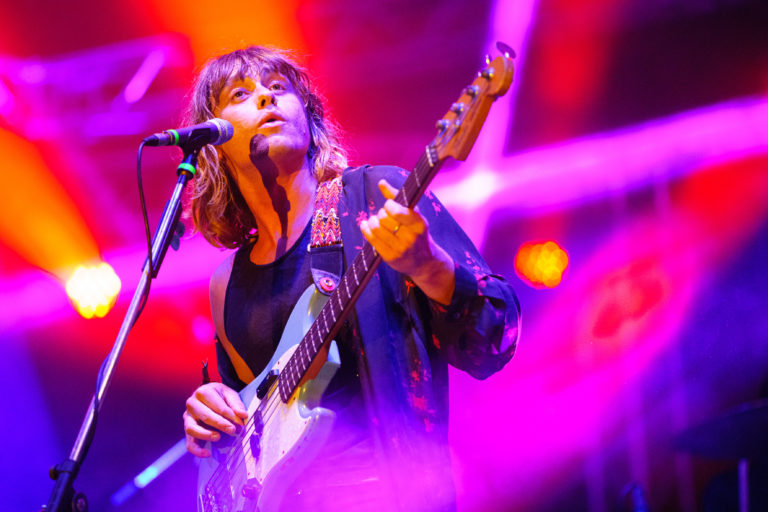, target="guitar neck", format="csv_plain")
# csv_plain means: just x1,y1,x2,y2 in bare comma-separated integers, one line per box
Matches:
277,146,444,402
275,46,516,401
